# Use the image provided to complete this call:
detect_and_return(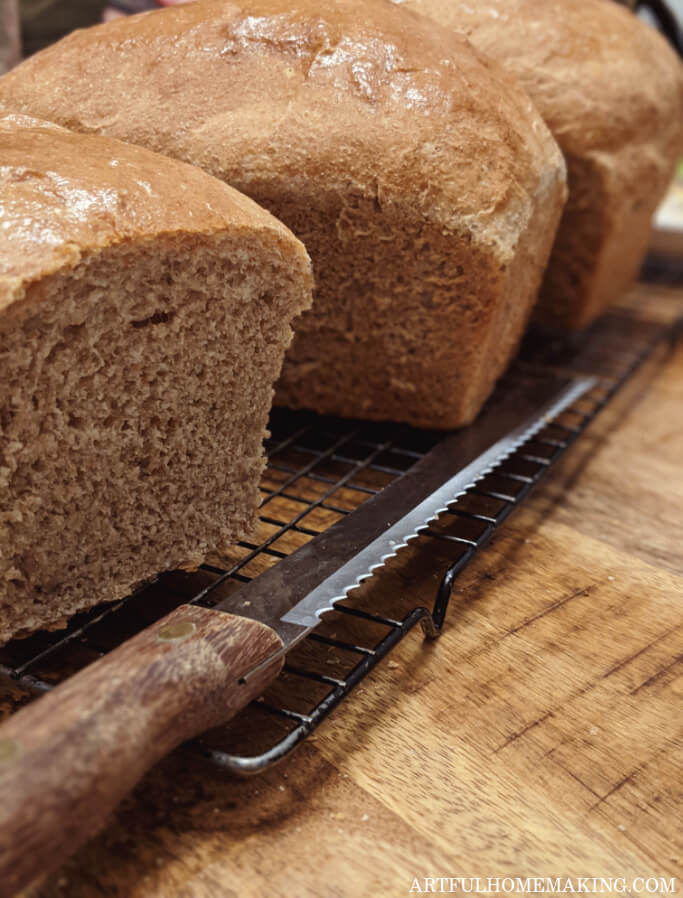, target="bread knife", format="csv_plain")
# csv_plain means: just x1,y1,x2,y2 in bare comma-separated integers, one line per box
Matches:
0,373,594,897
